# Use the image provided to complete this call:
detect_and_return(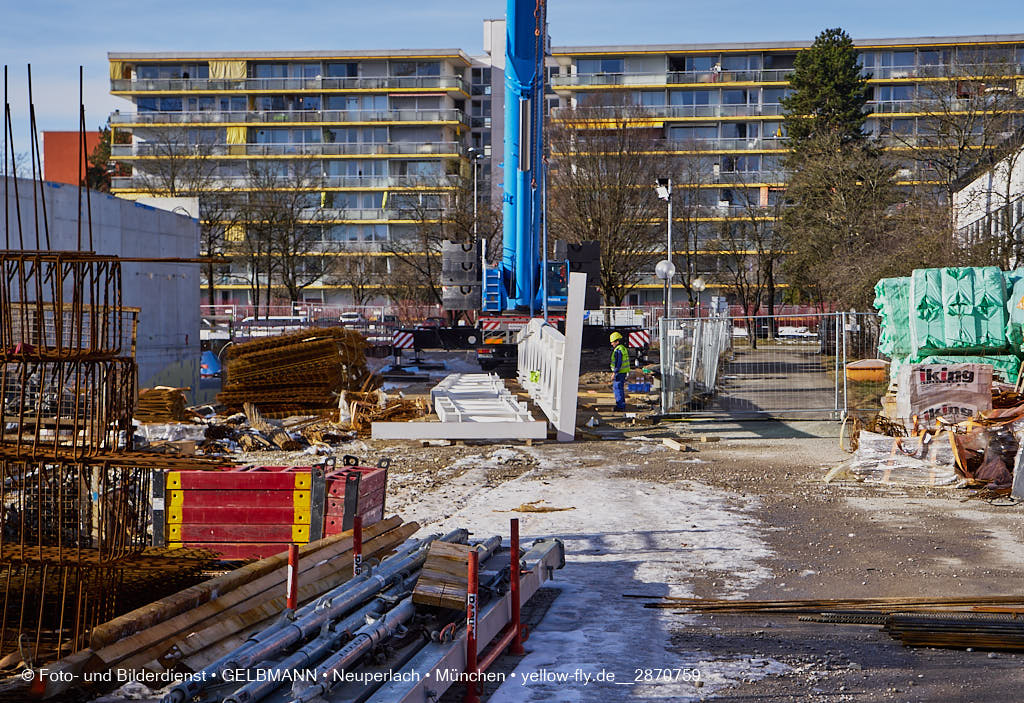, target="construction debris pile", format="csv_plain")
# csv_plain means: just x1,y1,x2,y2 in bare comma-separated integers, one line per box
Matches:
216,327,379,417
